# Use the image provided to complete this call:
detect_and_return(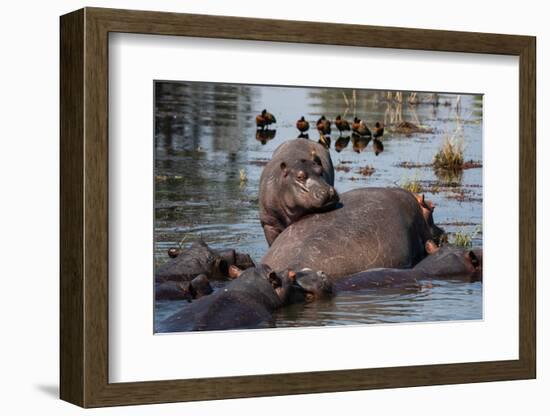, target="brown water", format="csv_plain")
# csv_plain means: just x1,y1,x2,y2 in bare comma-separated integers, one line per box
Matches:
154,81,483,332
